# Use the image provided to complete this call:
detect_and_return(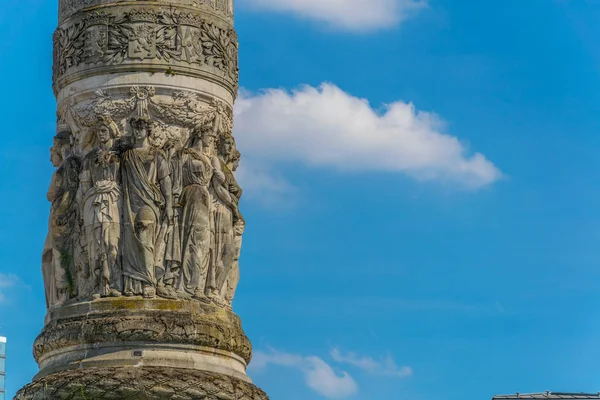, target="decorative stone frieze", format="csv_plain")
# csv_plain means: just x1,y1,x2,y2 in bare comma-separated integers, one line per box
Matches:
17,0,269,398
53,5,239,96
33,298,252,366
